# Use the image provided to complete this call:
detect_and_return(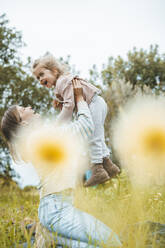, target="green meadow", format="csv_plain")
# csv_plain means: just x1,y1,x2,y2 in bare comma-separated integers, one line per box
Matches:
1,171,165,248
